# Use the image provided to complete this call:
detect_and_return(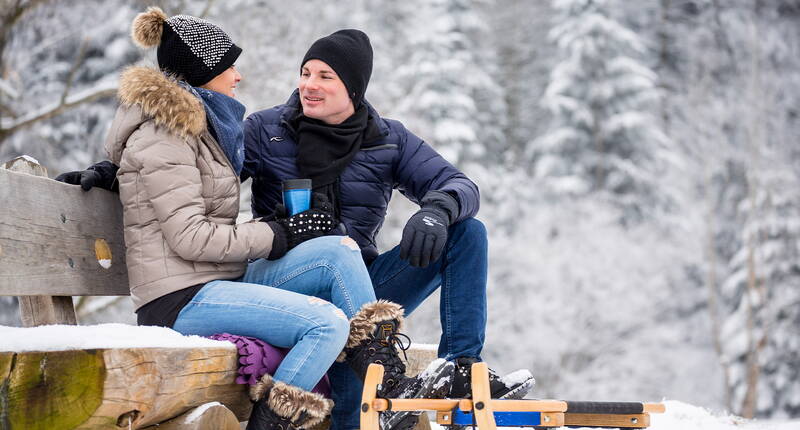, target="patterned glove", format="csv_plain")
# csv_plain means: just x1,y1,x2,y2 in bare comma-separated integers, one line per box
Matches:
264,193,336,260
